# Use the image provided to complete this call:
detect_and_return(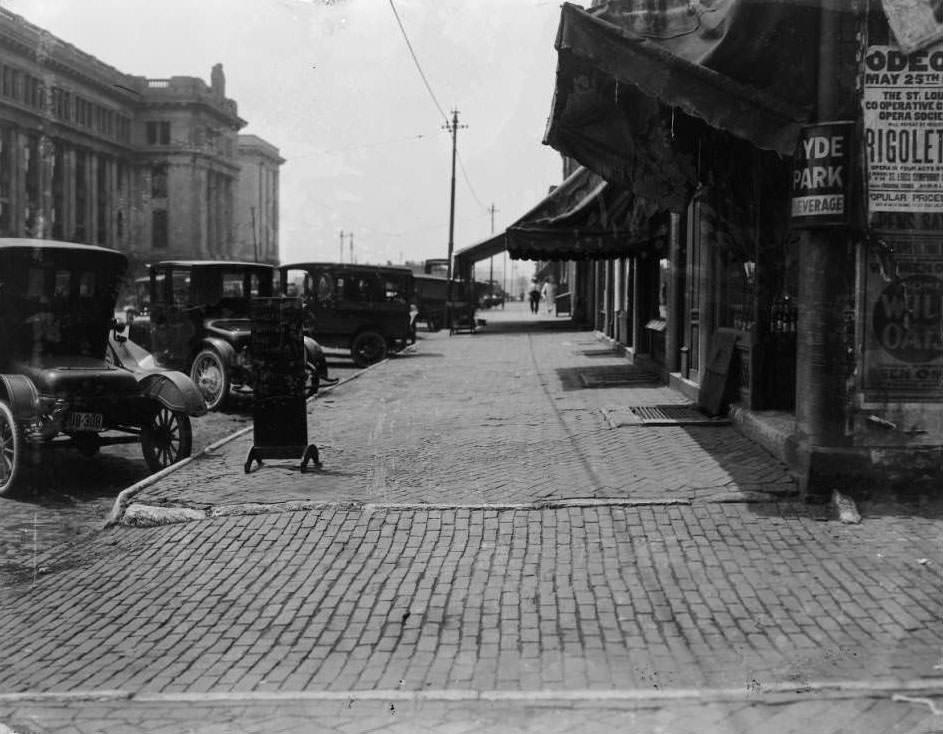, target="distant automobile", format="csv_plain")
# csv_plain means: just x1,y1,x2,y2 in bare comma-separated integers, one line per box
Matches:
143,261,328,410
278,263,415,367
0,239,206,496
413,274,451,332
